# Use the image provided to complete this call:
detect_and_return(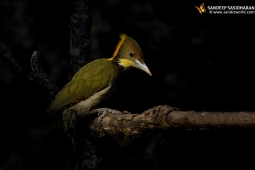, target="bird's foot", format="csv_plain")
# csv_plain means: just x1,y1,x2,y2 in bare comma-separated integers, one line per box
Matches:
97,108,122,123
